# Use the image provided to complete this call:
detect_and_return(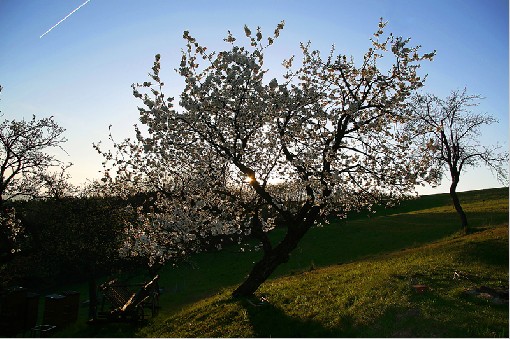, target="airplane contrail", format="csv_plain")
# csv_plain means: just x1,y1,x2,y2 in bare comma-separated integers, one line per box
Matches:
40,0,92,38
